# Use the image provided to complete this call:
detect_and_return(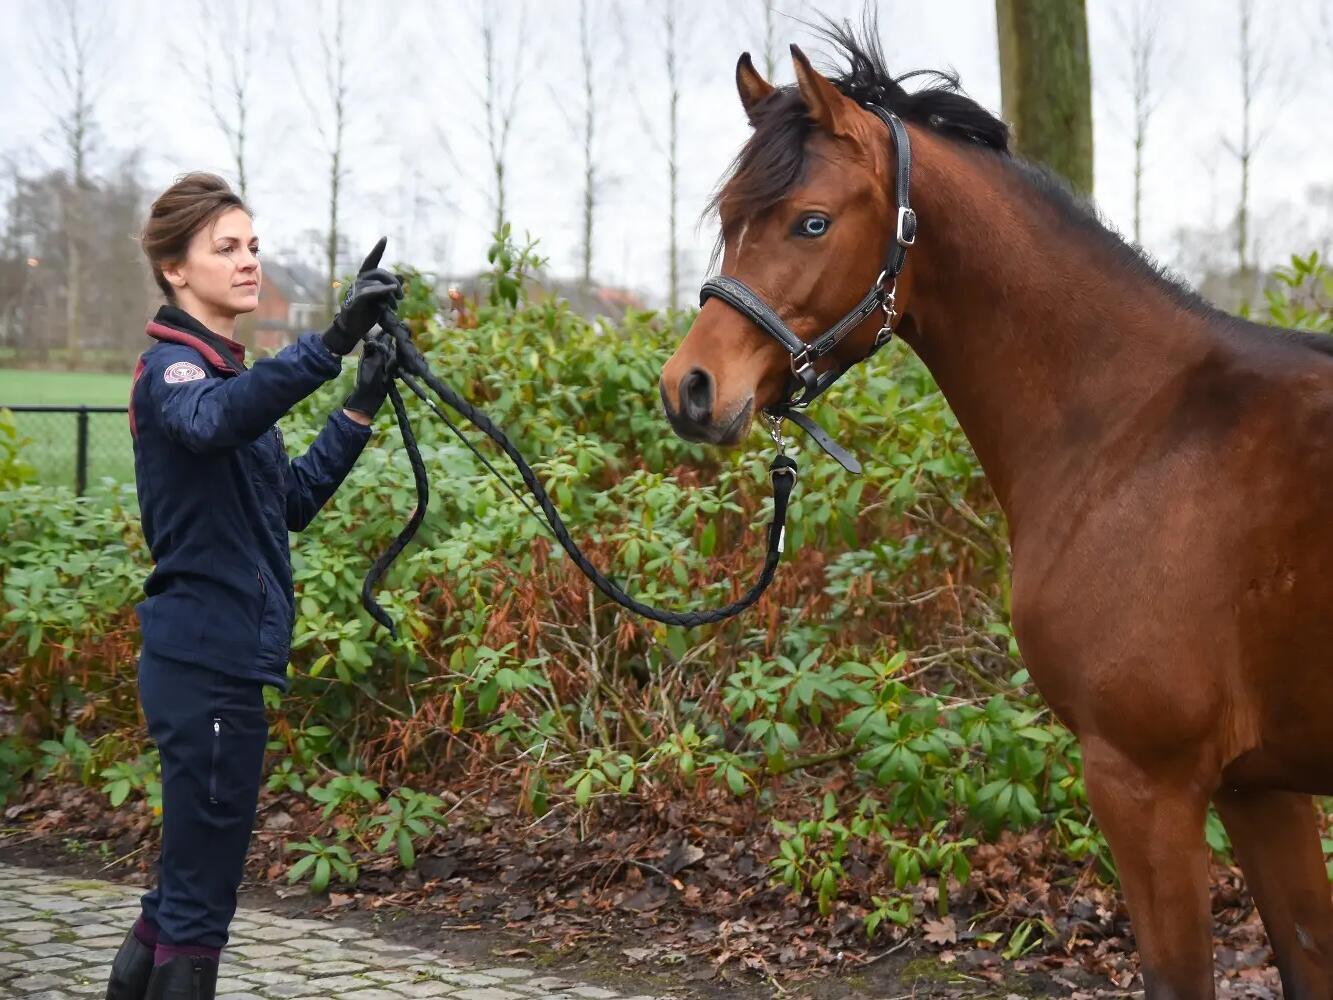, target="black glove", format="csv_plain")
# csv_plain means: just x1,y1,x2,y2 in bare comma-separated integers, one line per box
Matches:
343,334,397,418
322,237,404,356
